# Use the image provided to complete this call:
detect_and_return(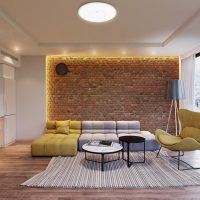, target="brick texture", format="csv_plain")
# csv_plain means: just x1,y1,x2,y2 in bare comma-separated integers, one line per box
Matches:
47,56,179,133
